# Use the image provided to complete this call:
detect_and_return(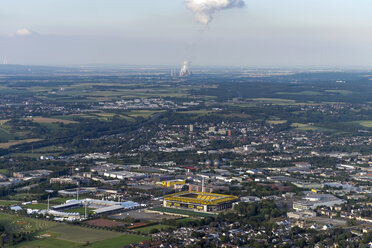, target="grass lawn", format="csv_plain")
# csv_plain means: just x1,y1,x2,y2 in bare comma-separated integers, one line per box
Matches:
250,98,296,105
87,235,149,248
0,200,20,206
123,110,164,119
356,120,372,128
4,214,147,248
291,123,317,131
15,237,81,248
15,234,148,248
325,90,352,95
177,110,212,116
0,139,42,149
132,224,172,234
0,213,58,233
9,193,41,201
0,127,15,141
46,225,121,243
24,203,49,210
266,120,287,125
26,117,78,124
278,91,323,96
175,217,196,224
